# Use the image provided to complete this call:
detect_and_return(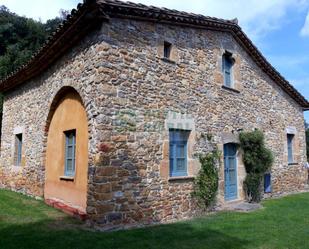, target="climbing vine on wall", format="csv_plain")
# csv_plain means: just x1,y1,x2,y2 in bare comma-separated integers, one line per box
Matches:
239,129,274,203
193,148,220,209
